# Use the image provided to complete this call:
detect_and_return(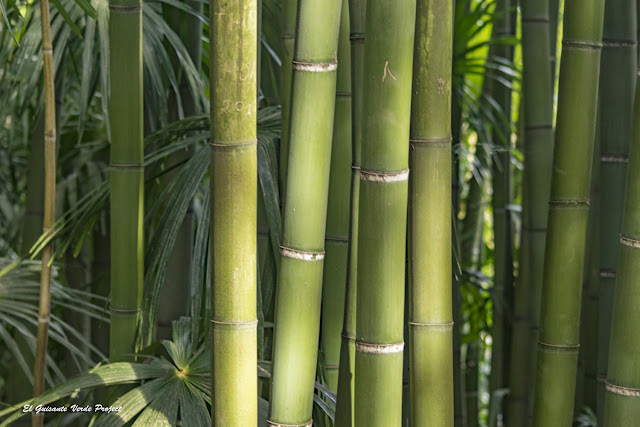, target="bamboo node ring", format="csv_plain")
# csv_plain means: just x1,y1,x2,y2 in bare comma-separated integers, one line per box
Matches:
267,420,312,426
356,341,404,354
108,3,141,12
209,139,257,147
359,168,409,183
280,246,325,261
606,382,640,397
210,319,258,327
408,321,454,330
620,234,640,248
292,60,337,72
109,307,141,314
409,137,452,146
537,340,580,352
599,269,616,279
601,154,628,163
562,40,602,50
